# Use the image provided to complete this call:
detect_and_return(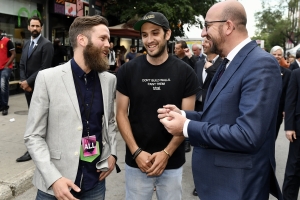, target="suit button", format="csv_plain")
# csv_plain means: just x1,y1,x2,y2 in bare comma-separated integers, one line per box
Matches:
75,152,79,156
77,126,82,131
